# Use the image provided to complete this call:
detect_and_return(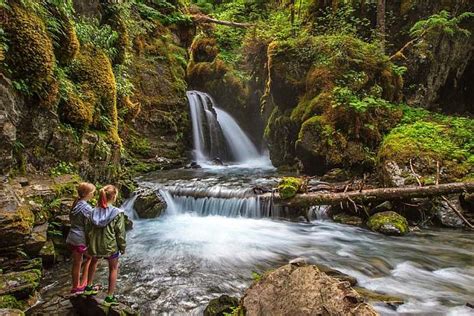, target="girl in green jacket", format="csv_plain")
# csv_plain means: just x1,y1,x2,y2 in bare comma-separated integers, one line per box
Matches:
84,185,126,305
